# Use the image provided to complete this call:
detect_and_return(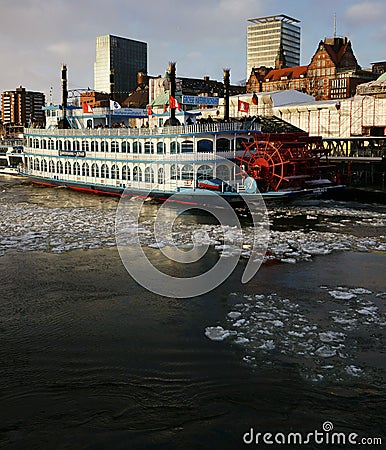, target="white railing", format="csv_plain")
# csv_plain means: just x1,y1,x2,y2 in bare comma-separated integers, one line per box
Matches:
24,121,261,138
